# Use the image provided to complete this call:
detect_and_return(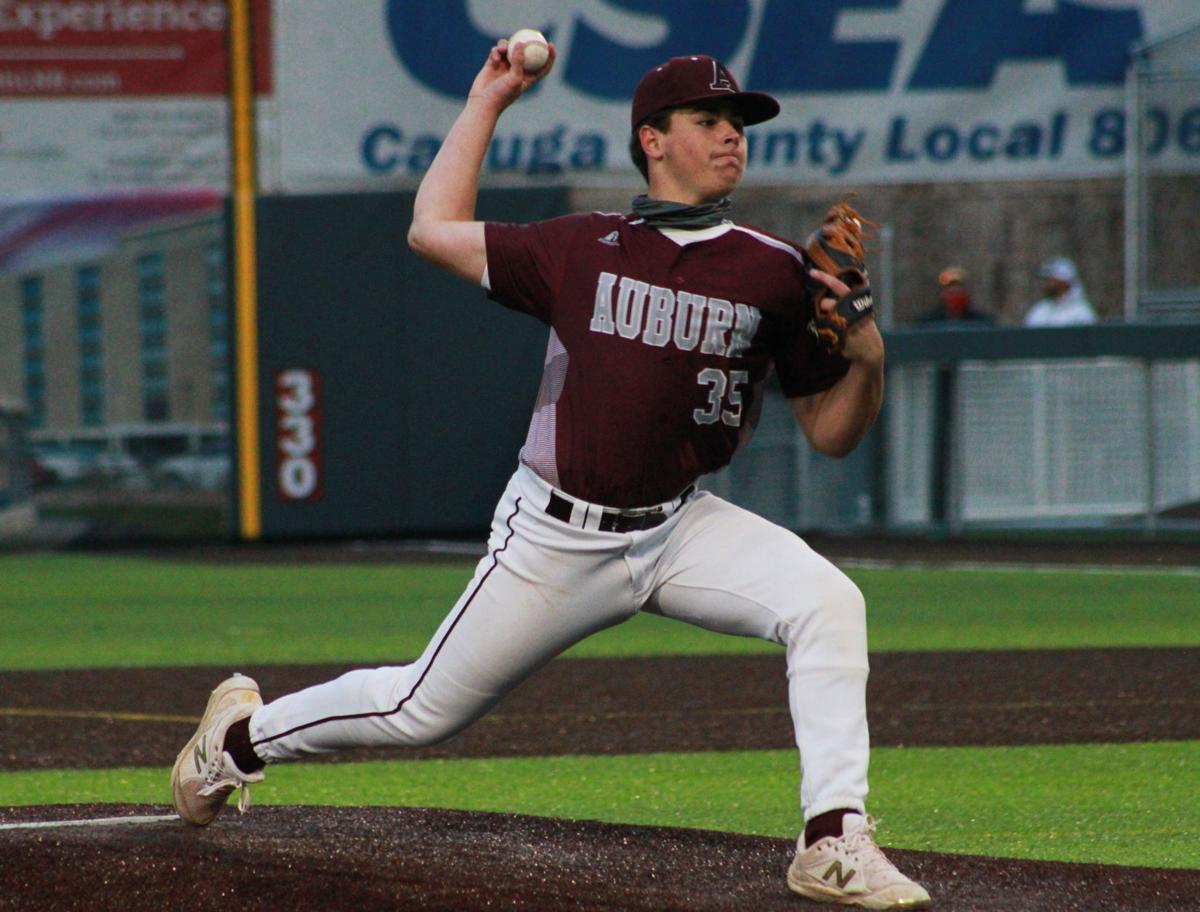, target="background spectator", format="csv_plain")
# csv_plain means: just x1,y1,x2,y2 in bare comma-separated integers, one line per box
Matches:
916,267,995,324
1024,258,1097,327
